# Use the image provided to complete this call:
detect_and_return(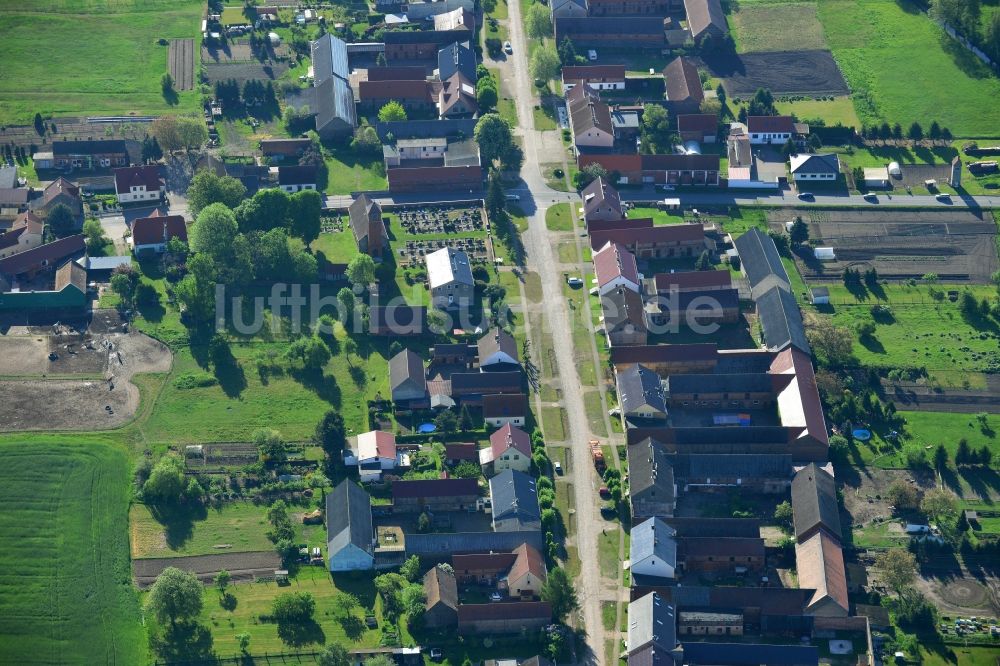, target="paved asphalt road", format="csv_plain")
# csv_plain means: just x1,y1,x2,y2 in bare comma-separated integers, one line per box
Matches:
327,188,1000,210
